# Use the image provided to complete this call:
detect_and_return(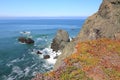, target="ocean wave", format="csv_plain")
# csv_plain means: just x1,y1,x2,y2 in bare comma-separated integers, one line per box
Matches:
4,65,33,80
24,67,30,76
5,66,24,80
19,31,32,38
12,66,23,75
6,55,25,67
31,47,61,64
